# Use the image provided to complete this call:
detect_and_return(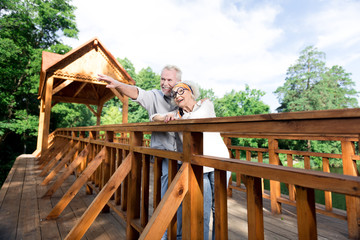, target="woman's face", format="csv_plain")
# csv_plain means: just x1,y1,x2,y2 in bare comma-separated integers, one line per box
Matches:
172,86,193,108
